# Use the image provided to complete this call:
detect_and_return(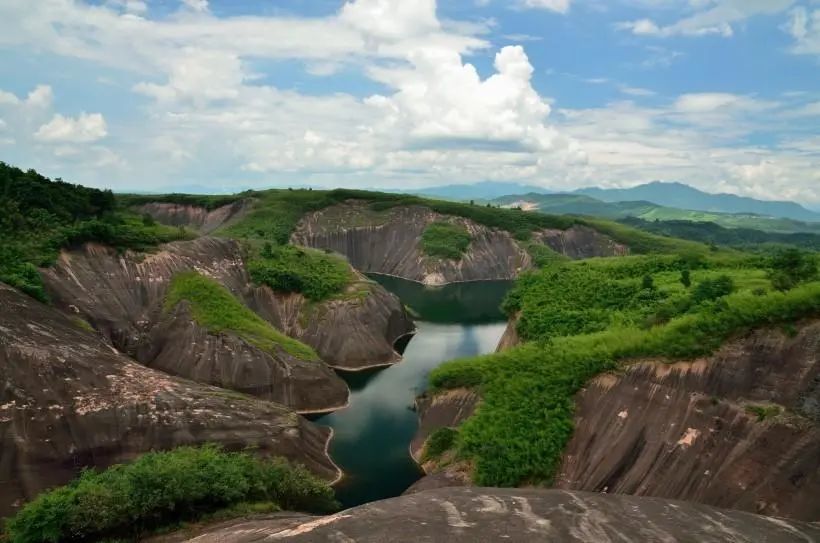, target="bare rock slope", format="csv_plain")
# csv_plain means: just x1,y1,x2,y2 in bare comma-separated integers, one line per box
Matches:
153,488,820,543
292,202,626,285
0,283,338,519
40,238,349,413
137,200,252,234
556,322,820,521
411,322,820,521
